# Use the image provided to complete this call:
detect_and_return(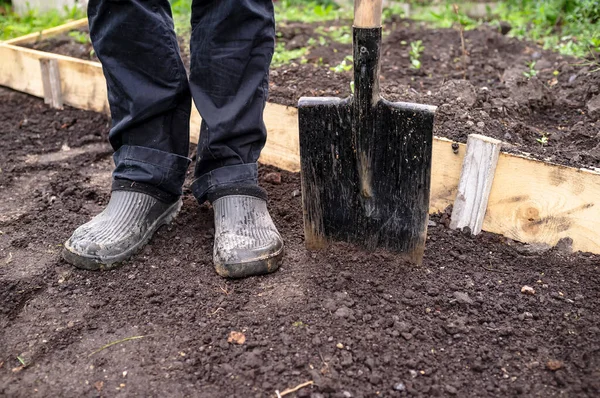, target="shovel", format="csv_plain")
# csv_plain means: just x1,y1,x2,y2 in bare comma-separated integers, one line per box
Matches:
298,0,436,264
